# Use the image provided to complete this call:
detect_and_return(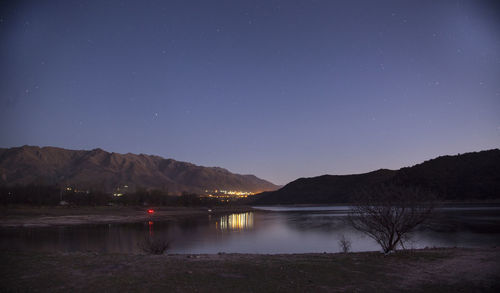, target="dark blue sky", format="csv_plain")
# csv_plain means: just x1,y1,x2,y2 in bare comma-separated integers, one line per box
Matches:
1,0,499,185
